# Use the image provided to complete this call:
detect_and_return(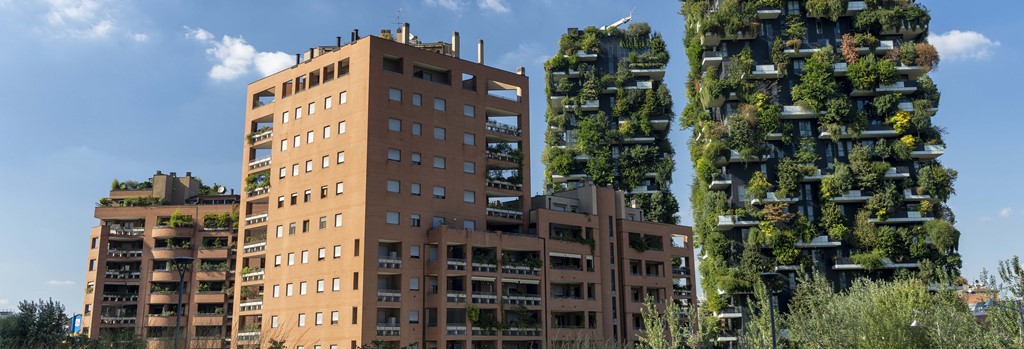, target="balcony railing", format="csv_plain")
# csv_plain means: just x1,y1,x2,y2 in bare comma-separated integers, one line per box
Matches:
379,256,402,269
376,323,400,336
107,249,142,258
486,207,523,220
502,294,542,306
447,258,467,271
447,290,467,303
503,327,542,337
241,269,265,282
249,129,273,144
377,289,401,302
105,271,141,279
243,241,266,254
471,291,498,304
244,213,268,225
795,235,842,248
501,264,540,276
102,293,139,302
239,301,263,312
237,331,261,343
248,156,271,170
99,316,136,324
446,325,468,336
486,179,523,192
485,122,522,137
109,227,144,236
